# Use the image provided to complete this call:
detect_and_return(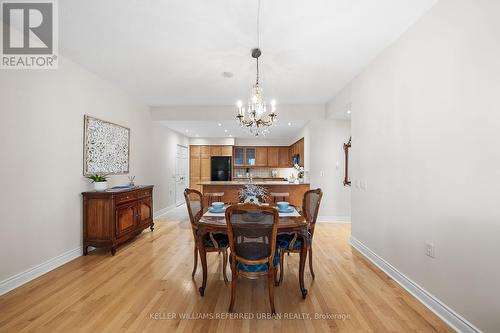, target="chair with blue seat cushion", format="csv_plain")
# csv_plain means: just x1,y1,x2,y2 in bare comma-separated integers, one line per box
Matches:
277,188,323,285
184,189,228,283
230,250,281,273
225,203,280,314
